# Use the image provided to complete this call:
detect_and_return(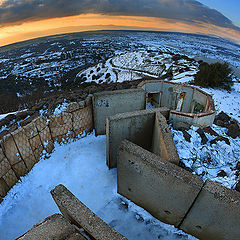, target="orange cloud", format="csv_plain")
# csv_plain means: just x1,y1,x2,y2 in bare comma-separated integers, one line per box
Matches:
0,14,239,47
